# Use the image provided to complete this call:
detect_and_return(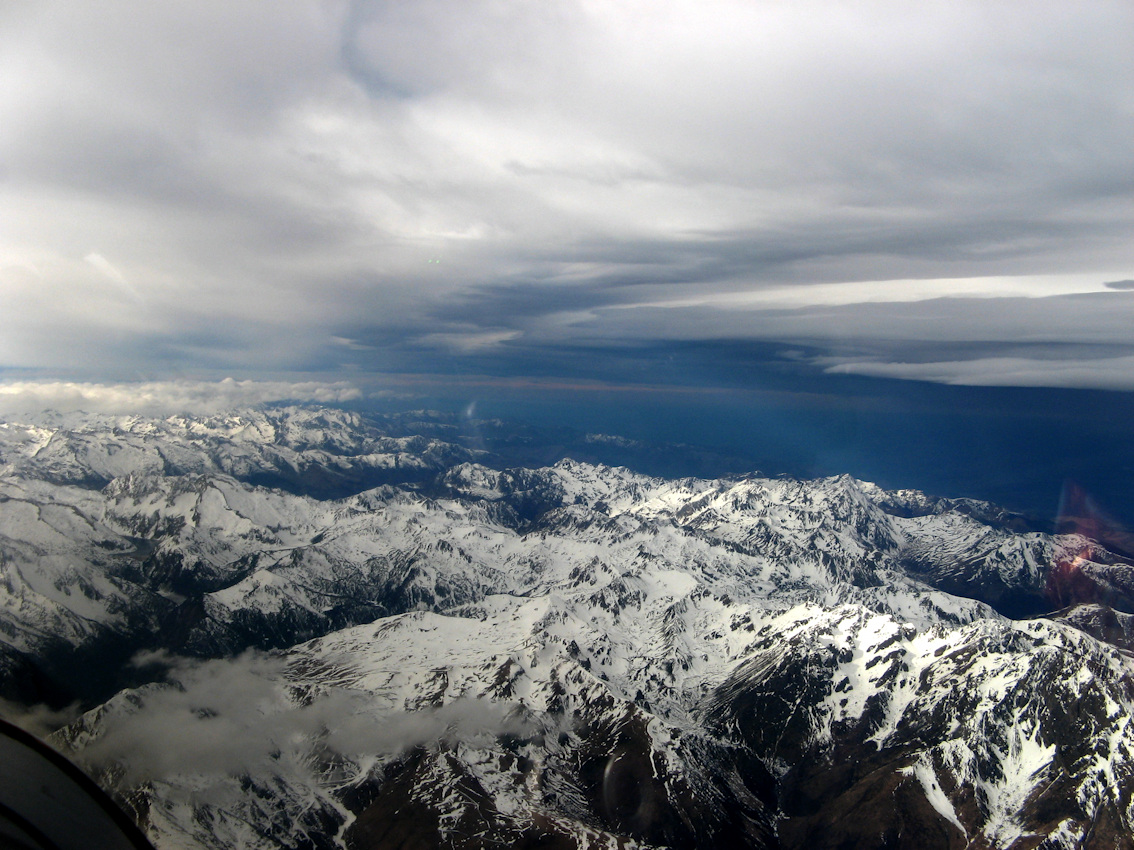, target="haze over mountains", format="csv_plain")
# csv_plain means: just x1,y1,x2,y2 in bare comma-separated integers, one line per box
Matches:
2,404,1133,849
